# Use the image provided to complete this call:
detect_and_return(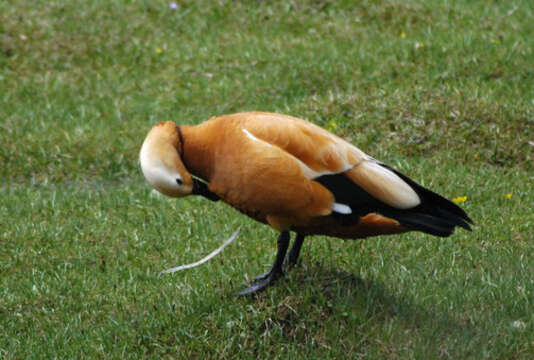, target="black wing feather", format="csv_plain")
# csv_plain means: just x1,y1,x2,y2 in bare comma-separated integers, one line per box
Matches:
314,164,472,238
